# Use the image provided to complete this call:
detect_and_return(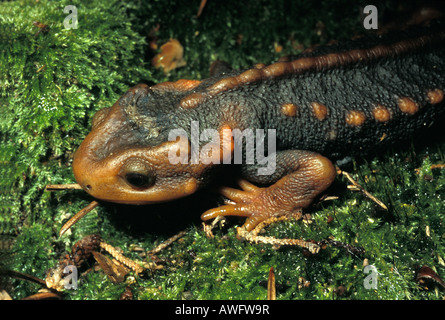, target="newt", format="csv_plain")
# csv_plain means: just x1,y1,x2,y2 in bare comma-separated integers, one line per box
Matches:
72,20,445,232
